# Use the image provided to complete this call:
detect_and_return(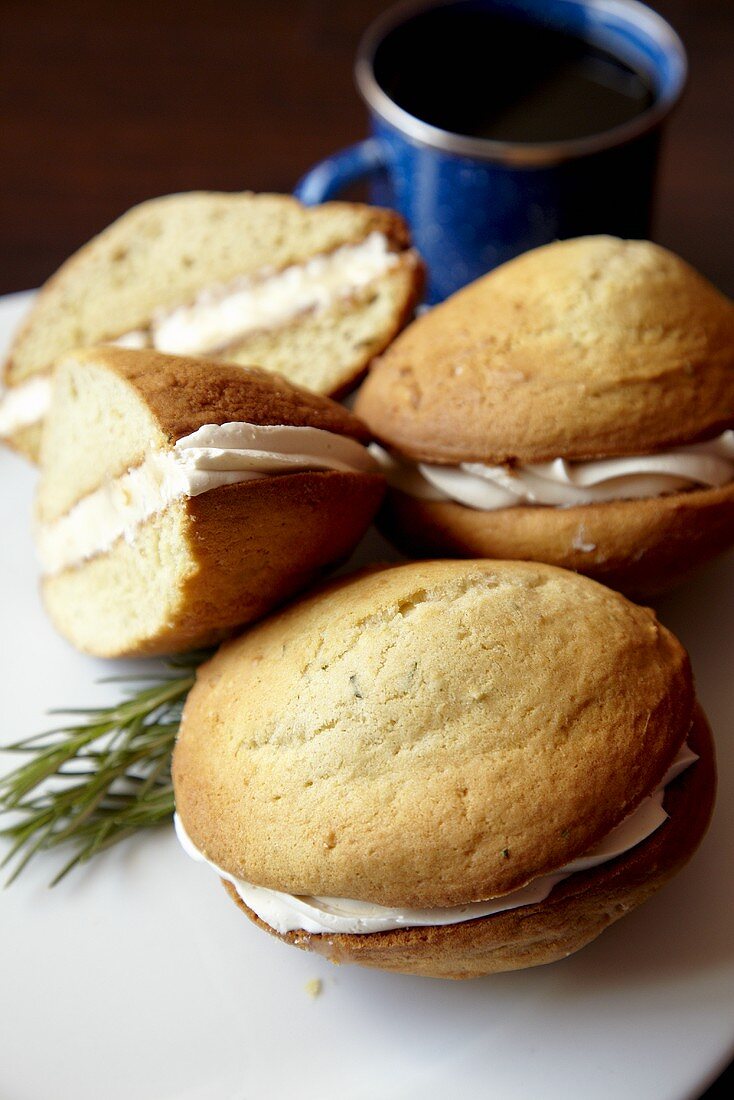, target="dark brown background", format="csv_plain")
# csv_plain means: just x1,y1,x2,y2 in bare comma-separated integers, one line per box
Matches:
0,1,732,1094
0,0,732,296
